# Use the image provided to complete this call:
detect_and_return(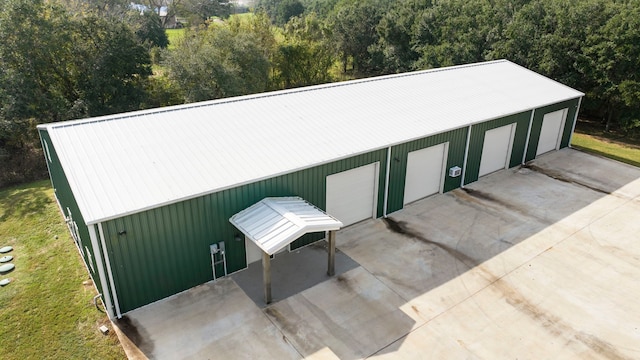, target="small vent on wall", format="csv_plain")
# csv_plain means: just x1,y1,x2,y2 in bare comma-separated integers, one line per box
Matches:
449,166,462,177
